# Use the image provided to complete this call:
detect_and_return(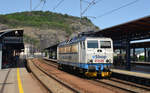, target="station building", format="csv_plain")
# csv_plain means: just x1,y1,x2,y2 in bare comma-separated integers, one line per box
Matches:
0,29,24,69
